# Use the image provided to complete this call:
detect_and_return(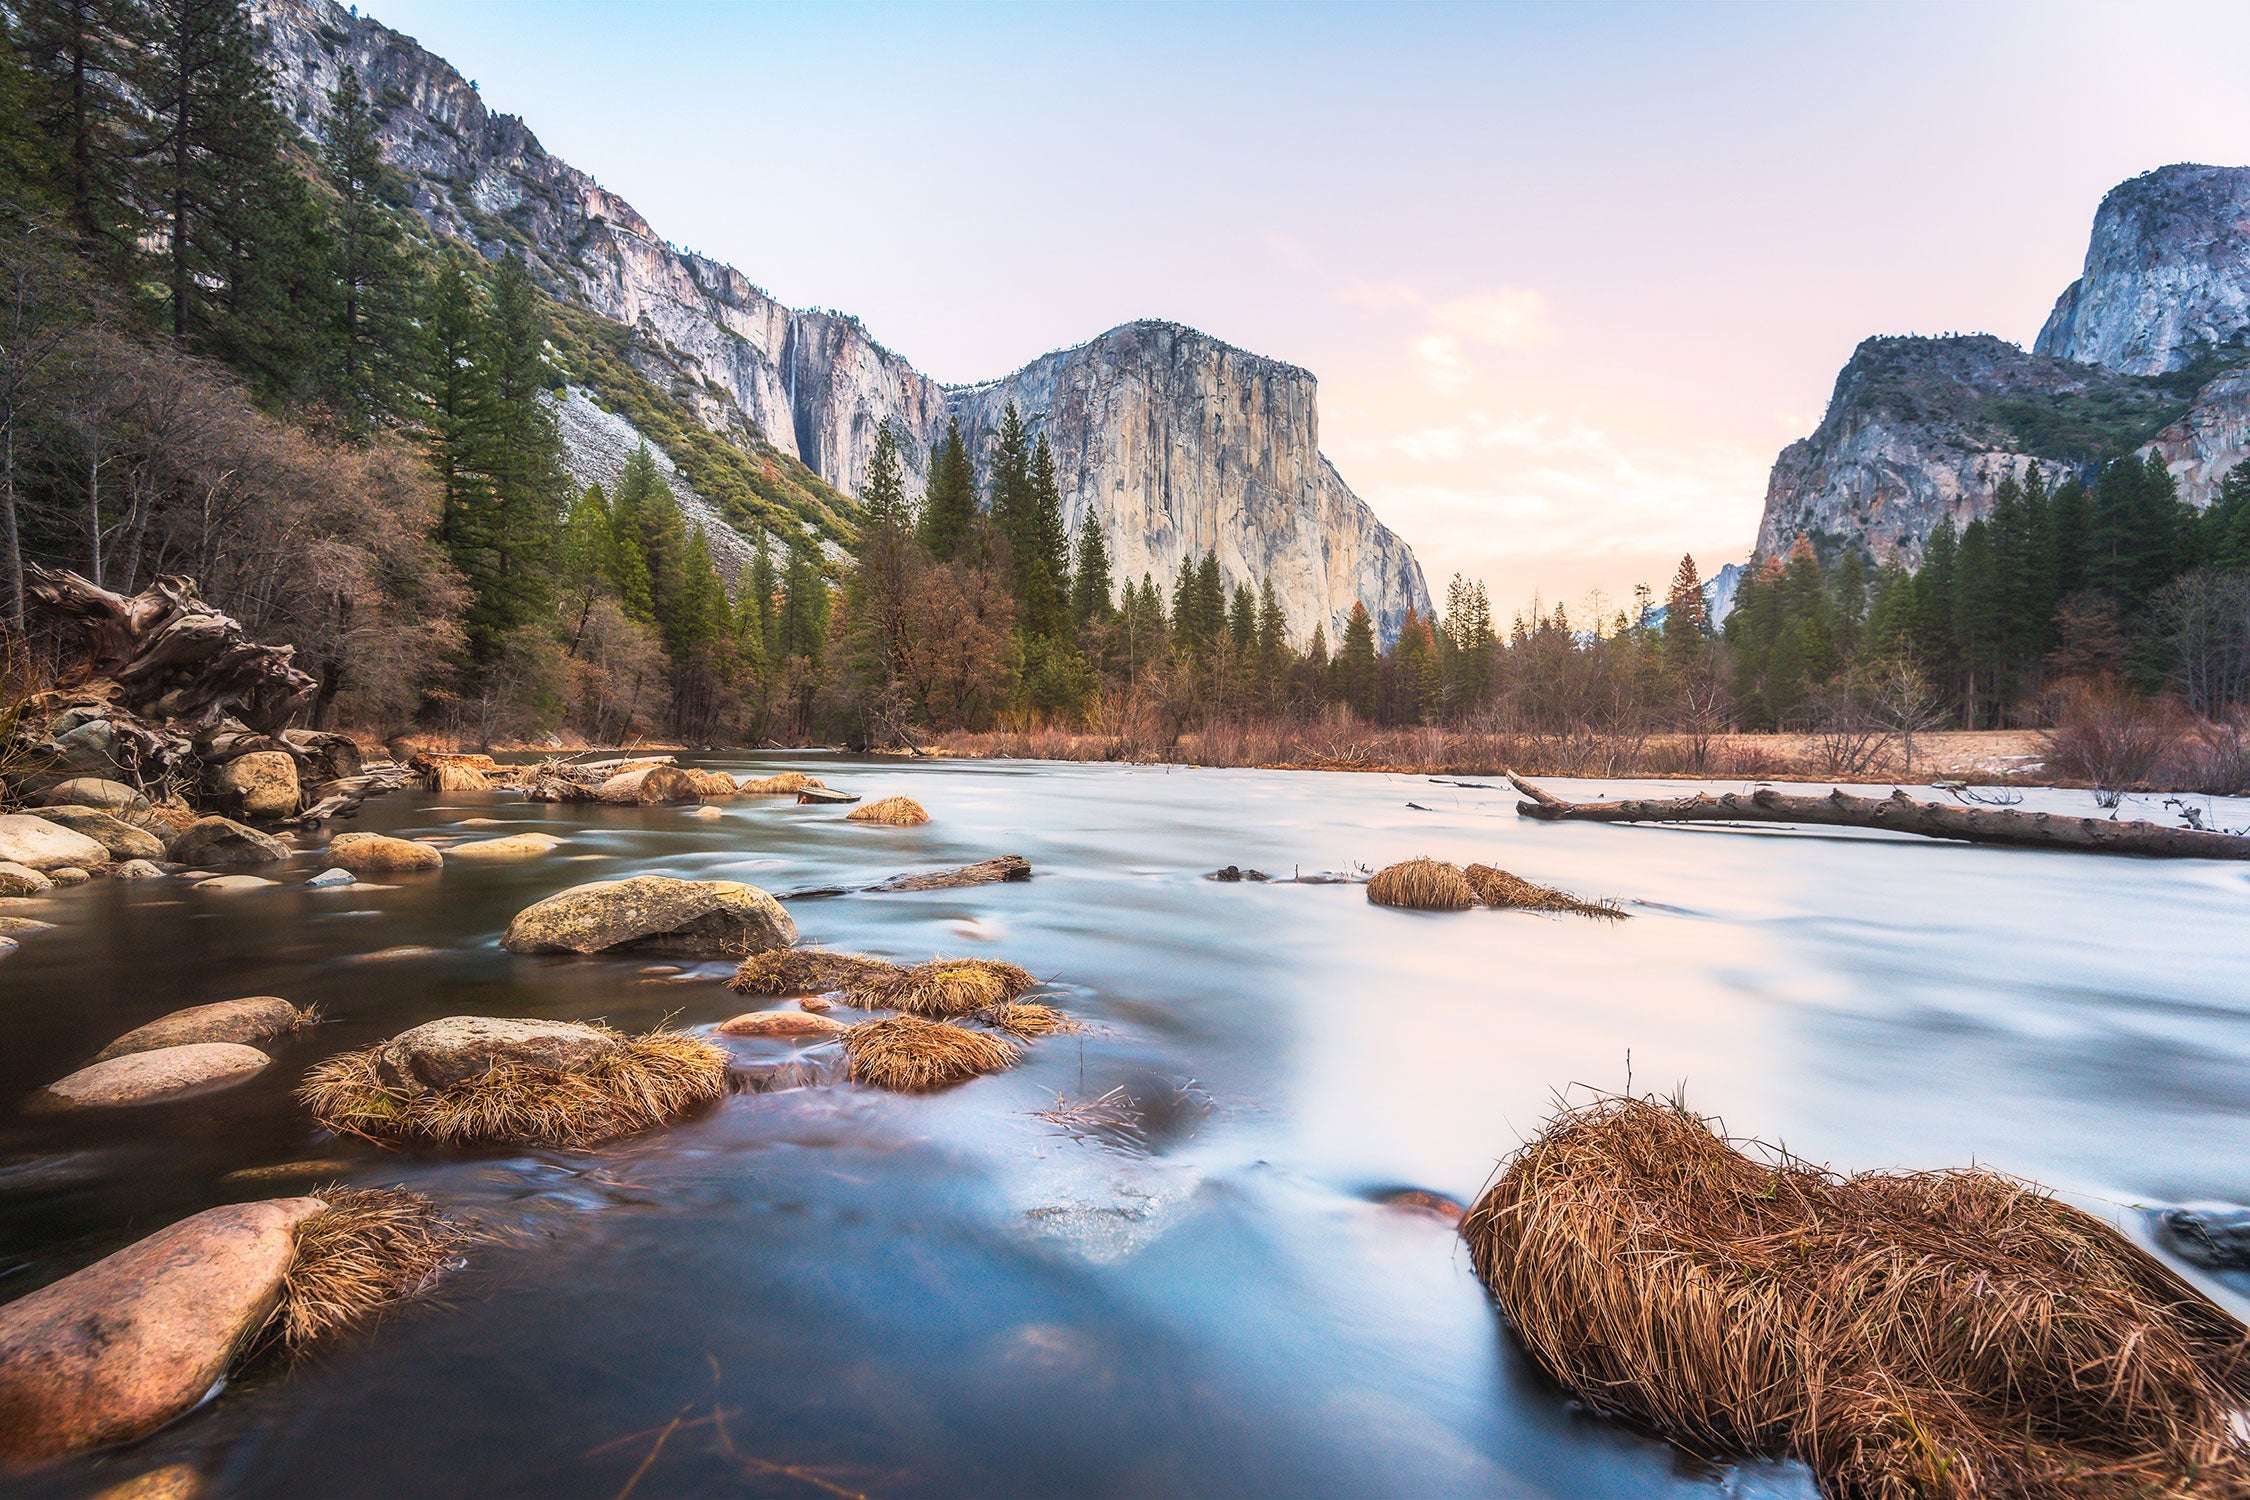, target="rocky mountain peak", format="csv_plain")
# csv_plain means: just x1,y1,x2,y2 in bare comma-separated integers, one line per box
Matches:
2034,163,2250,374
